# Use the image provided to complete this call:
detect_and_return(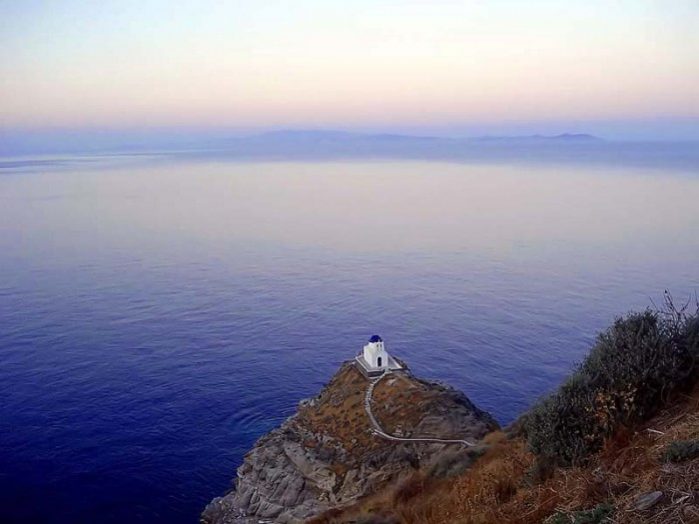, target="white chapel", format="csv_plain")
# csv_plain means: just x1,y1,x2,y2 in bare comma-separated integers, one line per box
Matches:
355,335,403,377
